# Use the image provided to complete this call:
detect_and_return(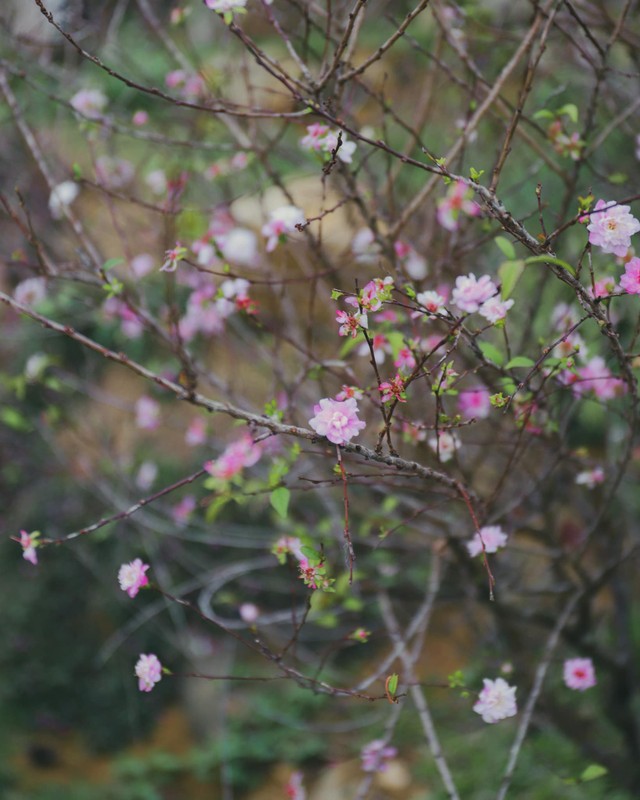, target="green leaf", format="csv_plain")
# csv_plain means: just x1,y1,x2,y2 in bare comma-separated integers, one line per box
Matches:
331,289,344,300
387,673,399,695
533,109,554,121
270,487,290,519
300,545,319,561
557,103,579,123
608,172,627,185
505,356,535,369
499,259,525,299
581,764,608,782
469,167,484,181
0,407,31,432
102,257,124,272
478,341,505,366
495,236,516,260
524,255,576,277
